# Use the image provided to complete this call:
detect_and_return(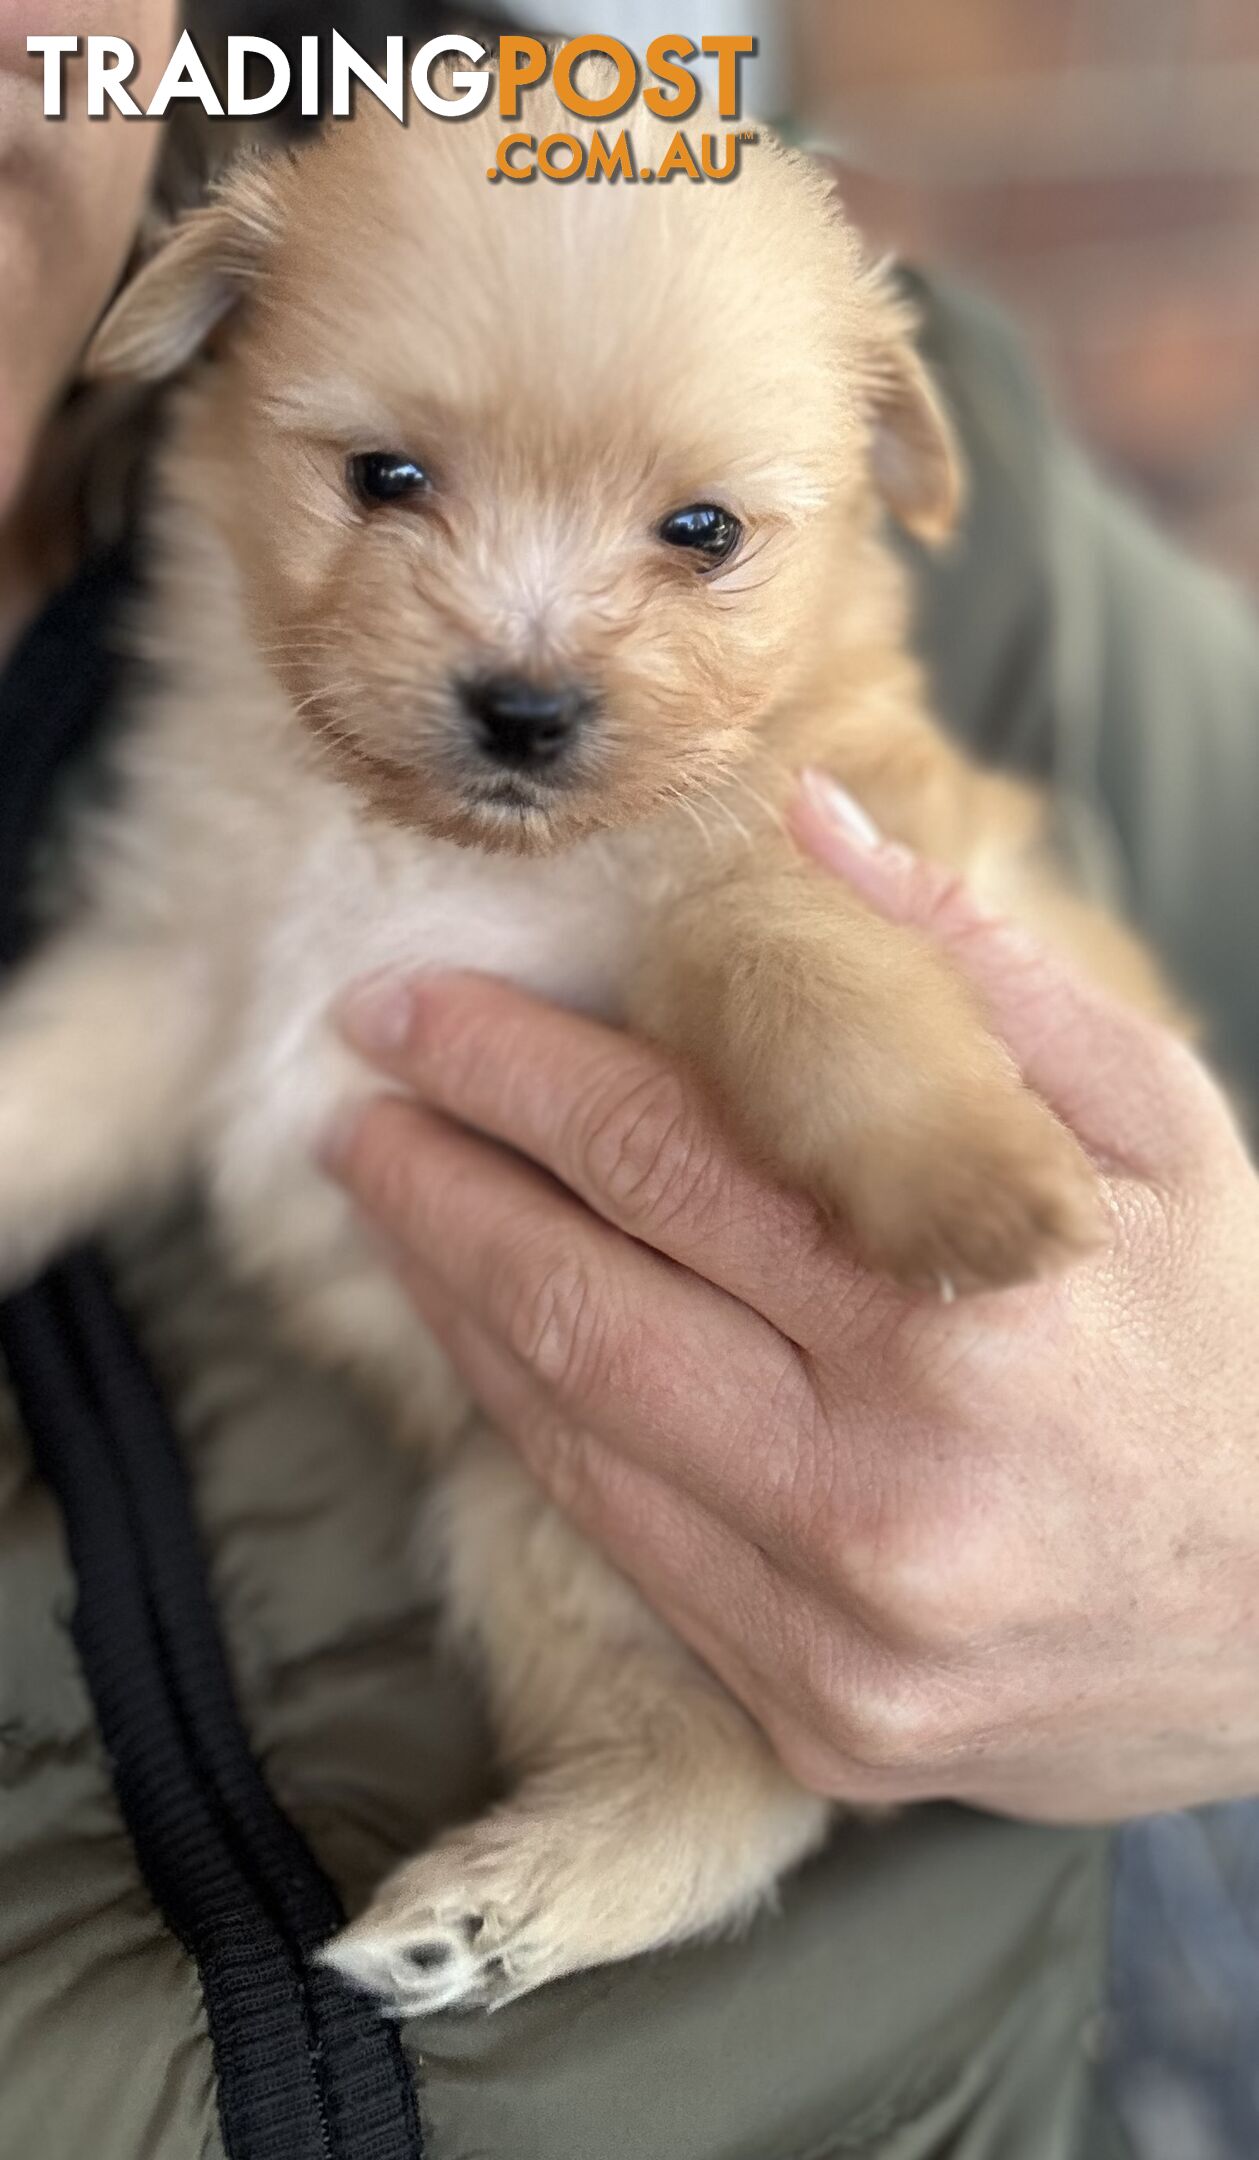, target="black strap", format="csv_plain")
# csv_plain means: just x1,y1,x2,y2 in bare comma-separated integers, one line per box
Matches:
0,553,424,2160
